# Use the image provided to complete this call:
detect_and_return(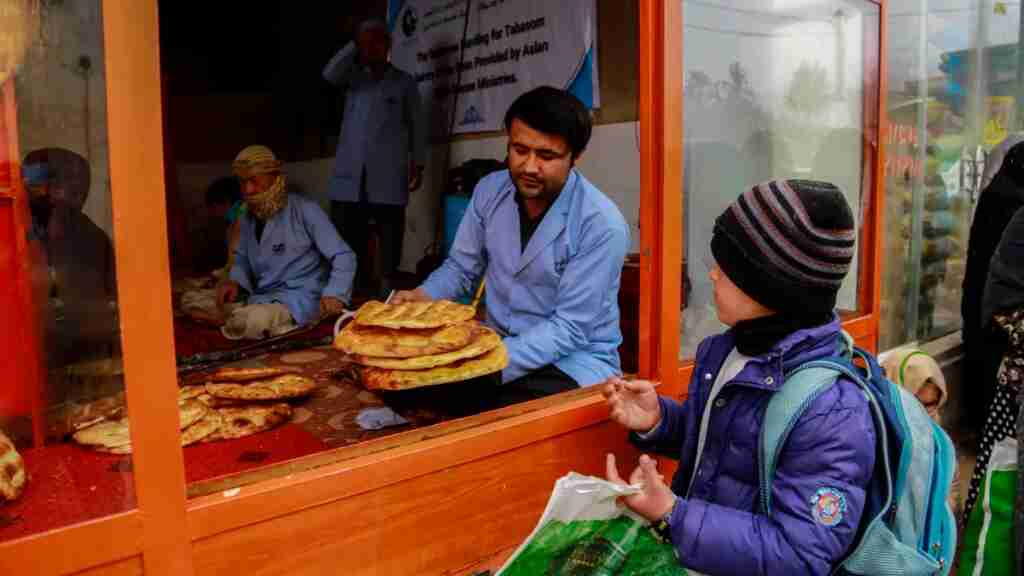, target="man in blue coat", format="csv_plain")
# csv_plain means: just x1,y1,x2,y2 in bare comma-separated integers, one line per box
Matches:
393,87,630,404
323,18,424,297
217,146,356,339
